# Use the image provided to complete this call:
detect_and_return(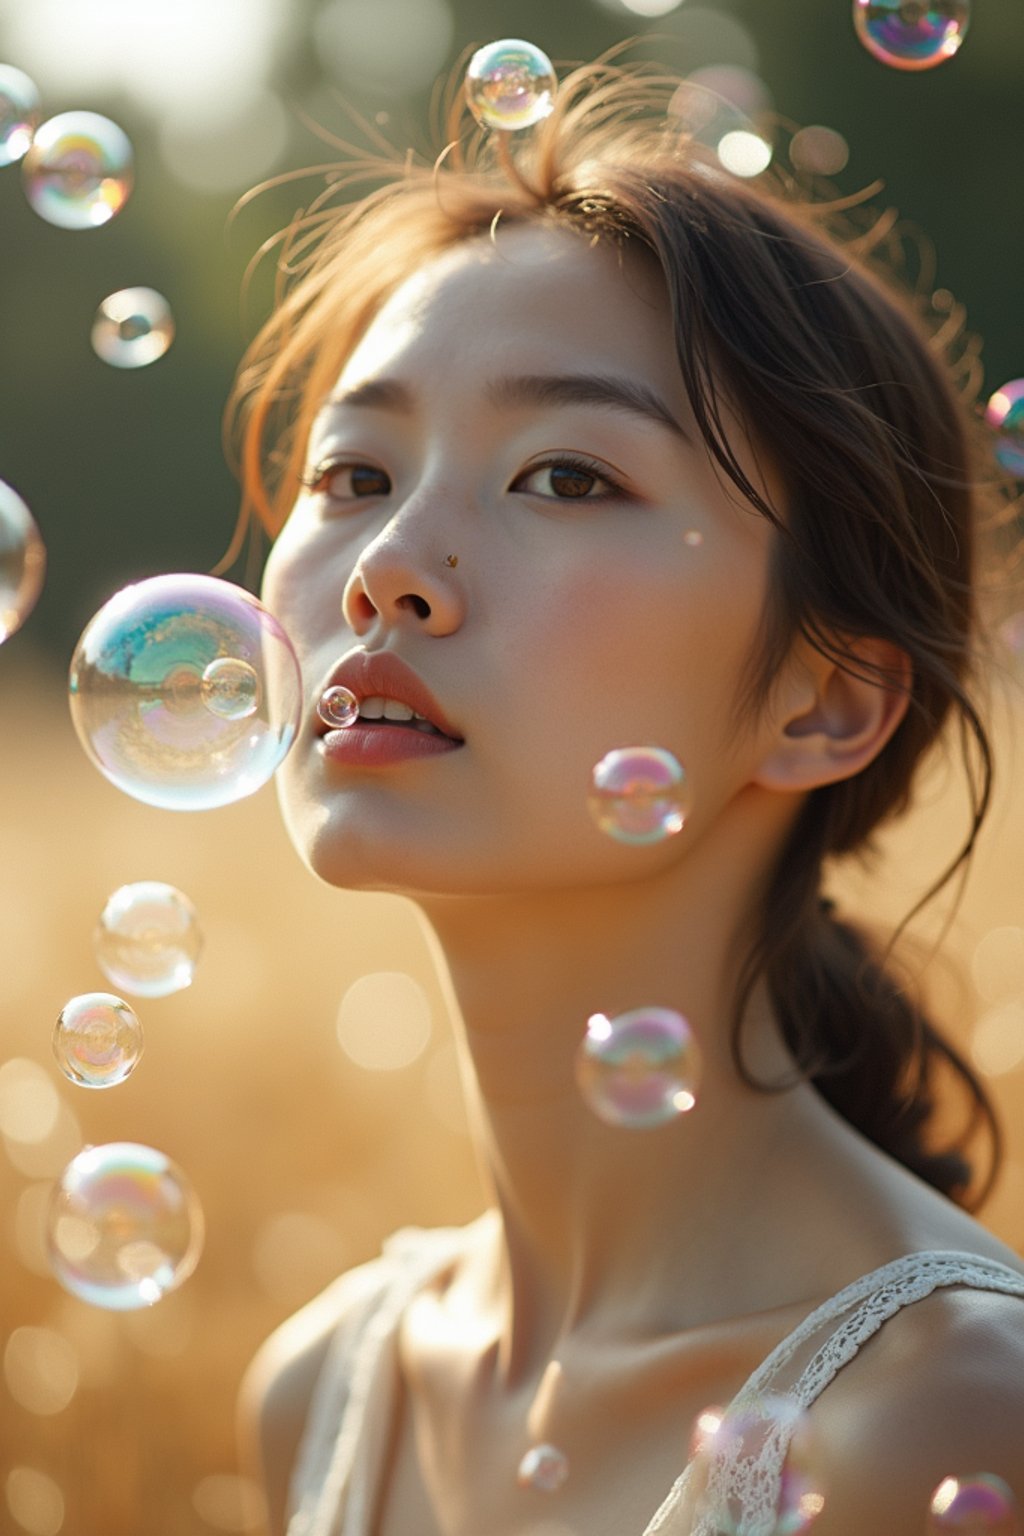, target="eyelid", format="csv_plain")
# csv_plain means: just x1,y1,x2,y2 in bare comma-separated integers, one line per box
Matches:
299,457,390,500
513,452,631,498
